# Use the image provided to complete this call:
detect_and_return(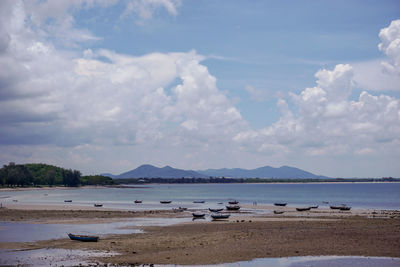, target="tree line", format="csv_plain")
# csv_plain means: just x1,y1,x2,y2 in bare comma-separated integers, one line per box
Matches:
0,163,115,187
